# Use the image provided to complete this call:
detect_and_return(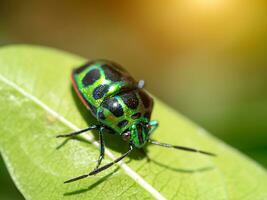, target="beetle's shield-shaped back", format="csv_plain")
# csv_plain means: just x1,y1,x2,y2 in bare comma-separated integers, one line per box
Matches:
71,60,137,117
